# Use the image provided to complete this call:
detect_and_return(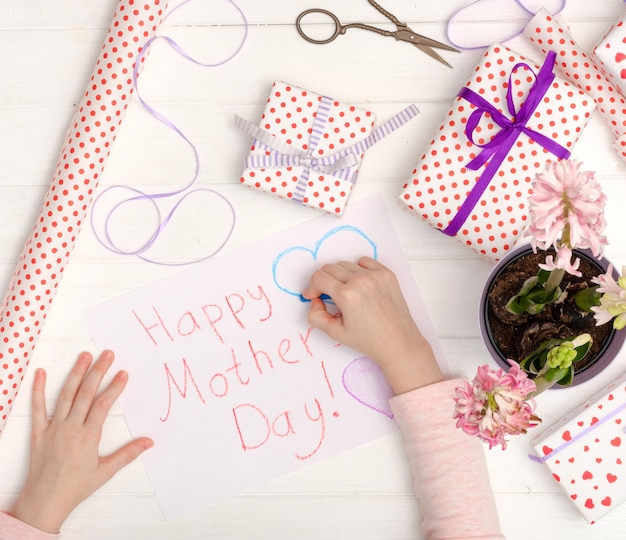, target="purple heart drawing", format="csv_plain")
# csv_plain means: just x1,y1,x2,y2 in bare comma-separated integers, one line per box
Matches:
342,356,394,418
